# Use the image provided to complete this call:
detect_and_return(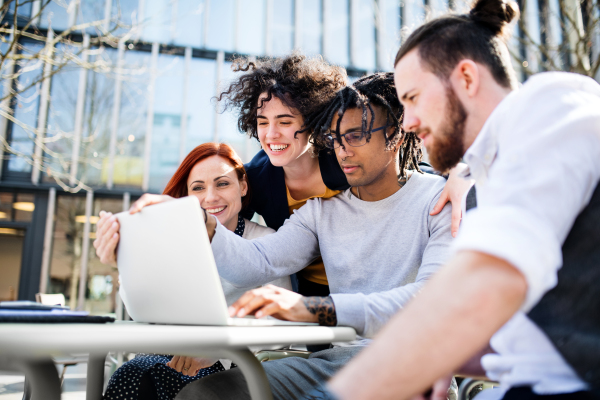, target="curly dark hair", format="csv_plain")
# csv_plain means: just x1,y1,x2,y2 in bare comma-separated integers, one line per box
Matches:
306,72,422,179
216,53,348,140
